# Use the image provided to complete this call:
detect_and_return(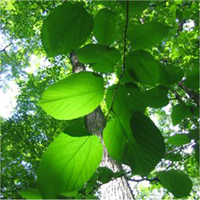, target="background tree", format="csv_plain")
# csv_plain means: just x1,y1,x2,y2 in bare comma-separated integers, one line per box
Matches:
1,0,199,199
